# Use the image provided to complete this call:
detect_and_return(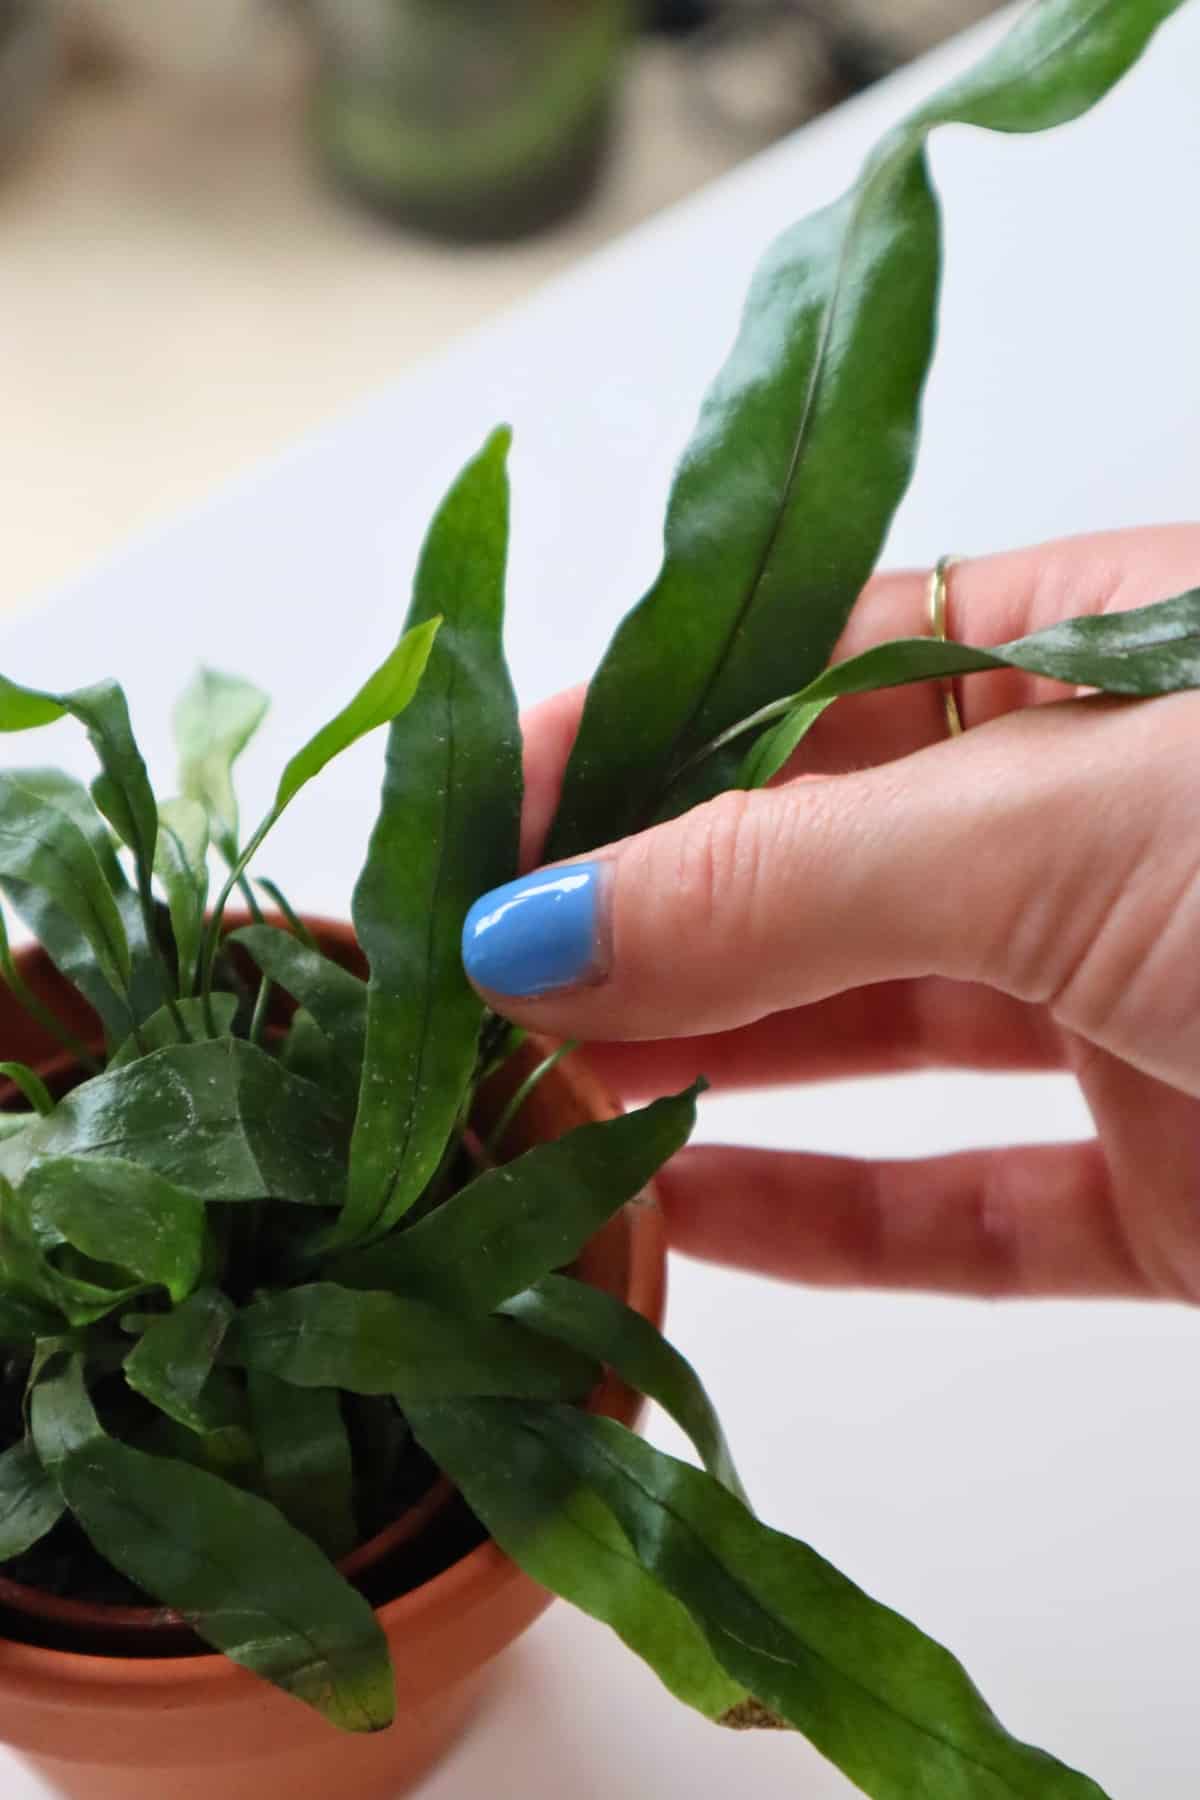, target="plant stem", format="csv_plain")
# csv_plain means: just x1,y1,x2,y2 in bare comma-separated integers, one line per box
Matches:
248,971,272,1049
135,870,191,1043
198,810,277,1033
236,874,266,926
672,689,801,786
485,1040,579,1158
255,879,319,950
231,874,274,1044
476,1012,526,1083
